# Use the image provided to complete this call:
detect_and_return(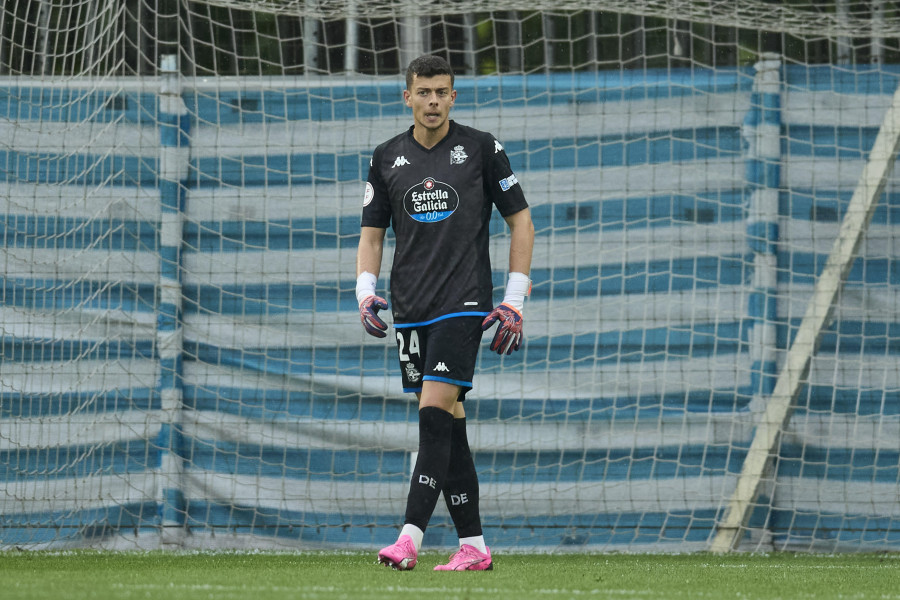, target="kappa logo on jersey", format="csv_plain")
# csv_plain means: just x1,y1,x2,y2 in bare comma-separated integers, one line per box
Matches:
499,173,519,191
494,140,504,154
450,145,468,165
392,155,411,168
433,362,450,372
403,177,460,223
